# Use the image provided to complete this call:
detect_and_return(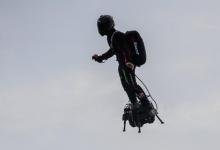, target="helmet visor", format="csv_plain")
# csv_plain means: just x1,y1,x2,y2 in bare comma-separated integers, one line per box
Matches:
97,22,108,36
